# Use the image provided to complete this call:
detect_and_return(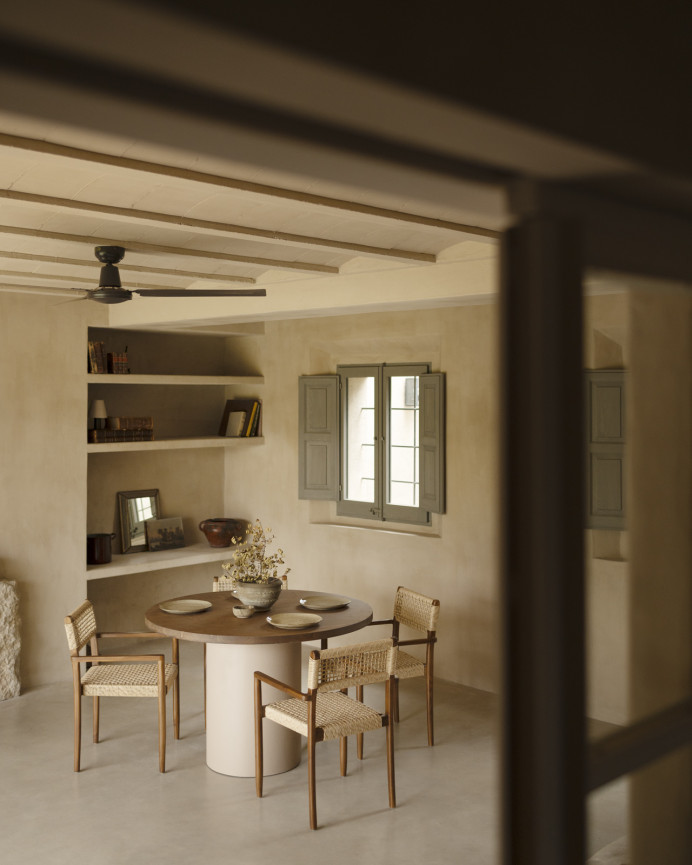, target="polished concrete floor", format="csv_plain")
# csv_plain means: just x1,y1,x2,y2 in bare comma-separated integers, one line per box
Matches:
0,642,626,864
